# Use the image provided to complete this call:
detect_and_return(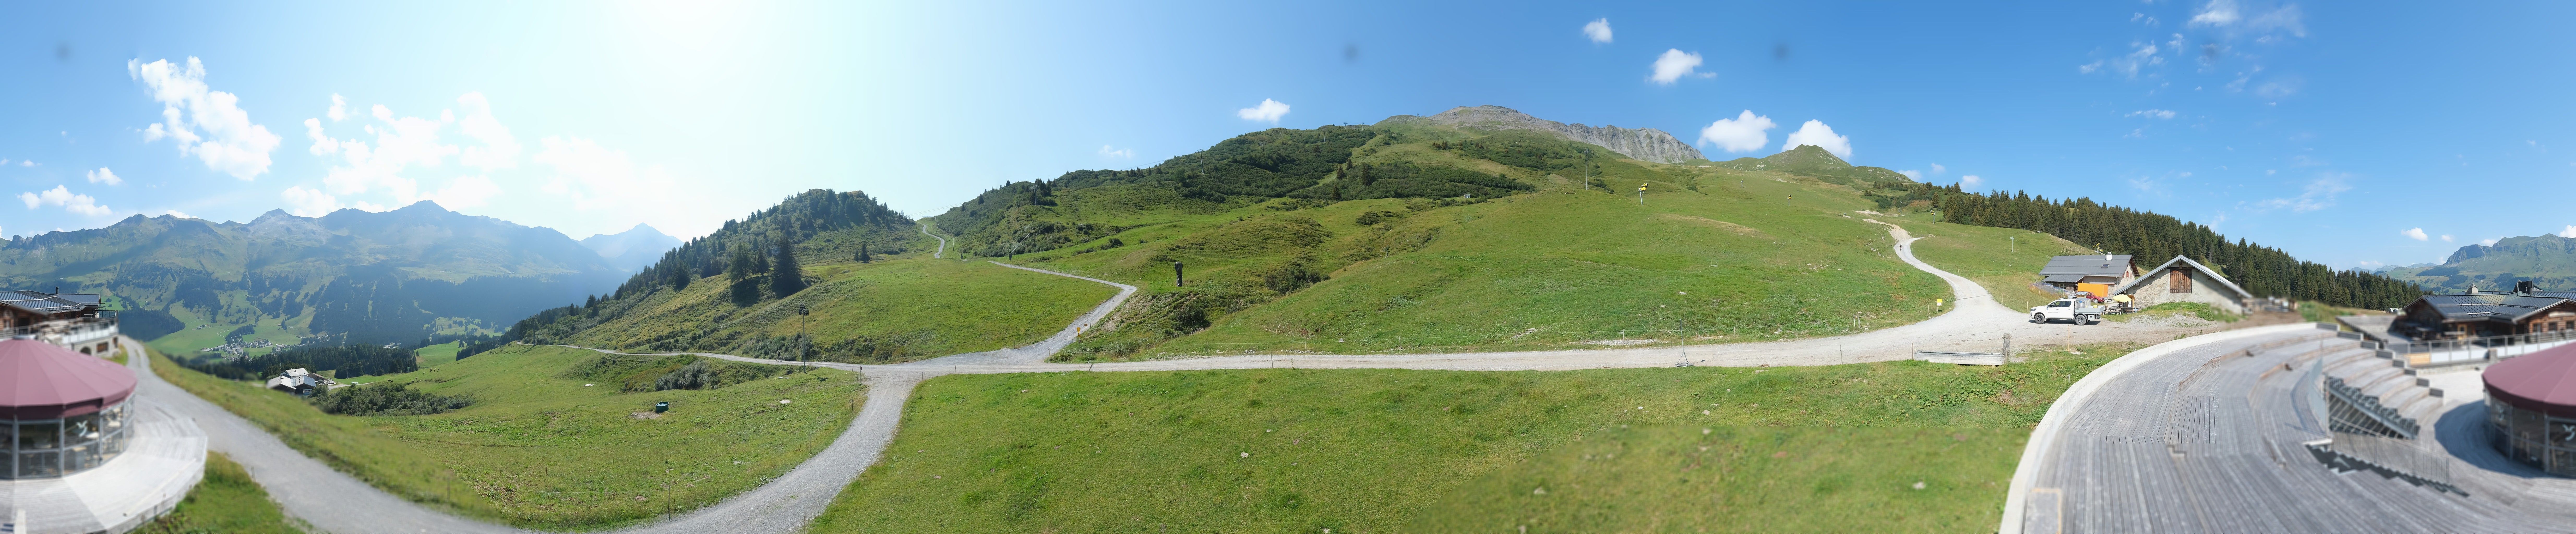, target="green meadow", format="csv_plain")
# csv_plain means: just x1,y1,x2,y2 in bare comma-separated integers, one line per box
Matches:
810,345,2135,533
564,257,1117,362
138,452,305,534
151,344,861,529
1880,214,2093,312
